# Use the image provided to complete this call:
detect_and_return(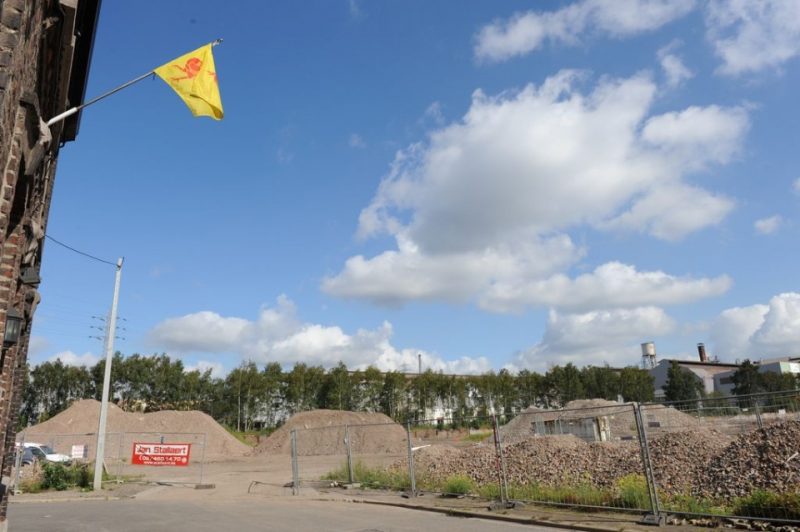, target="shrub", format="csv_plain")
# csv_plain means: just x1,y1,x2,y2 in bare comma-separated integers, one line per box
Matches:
41,462,69,491
443,474,474,495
